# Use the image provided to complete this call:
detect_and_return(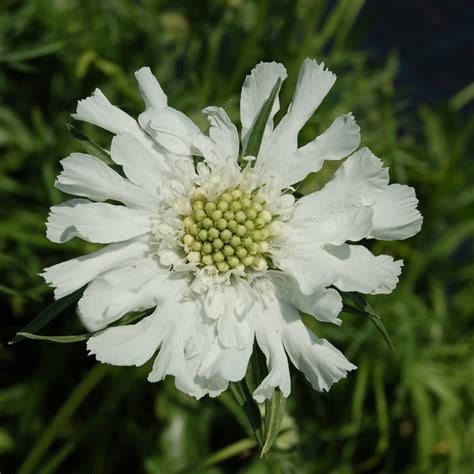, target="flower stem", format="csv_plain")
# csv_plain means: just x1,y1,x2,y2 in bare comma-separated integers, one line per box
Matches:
18,364,109,474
